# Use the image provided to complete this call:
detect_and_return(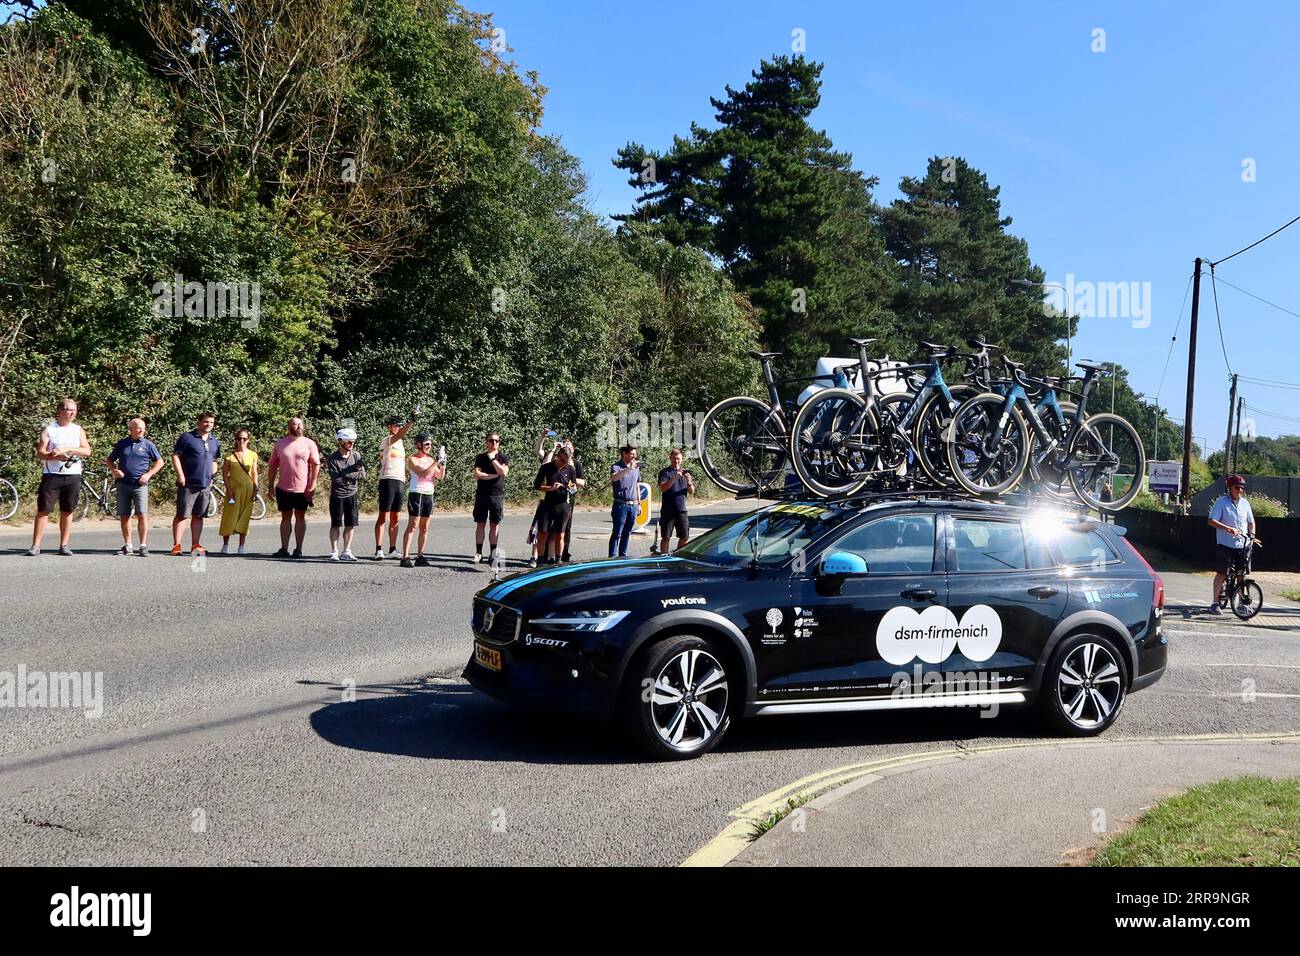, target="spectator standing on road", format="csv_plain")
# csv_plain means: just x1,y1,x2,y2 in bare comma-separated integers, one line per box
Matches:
267,417,320,559
527,428,559,565
561,439,585,563
27,399,92,557
533,447,576,565
106,418,163,556
1208,474,1256,615
374,410,417,560
657,448,695,554
609,444,640,559
400,433,445,568
472,431,509,565
170,411,219,556
325,428,365,562
218,429,259,555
